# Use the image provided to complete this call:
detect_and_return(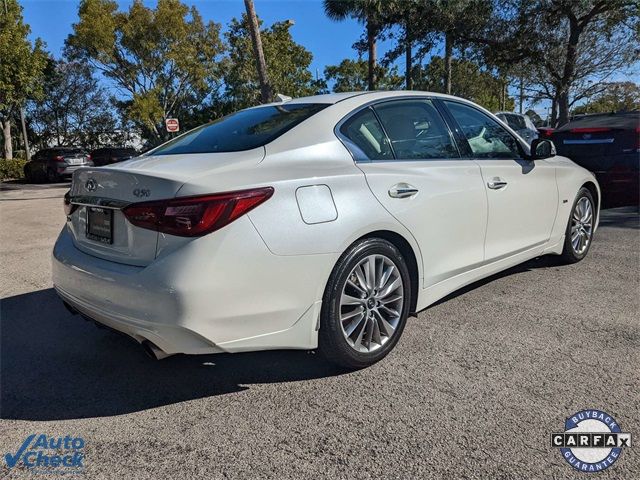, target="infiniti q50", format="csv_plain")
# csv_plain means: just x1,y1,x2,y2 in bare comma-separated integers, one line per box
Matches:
53,91,599,369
